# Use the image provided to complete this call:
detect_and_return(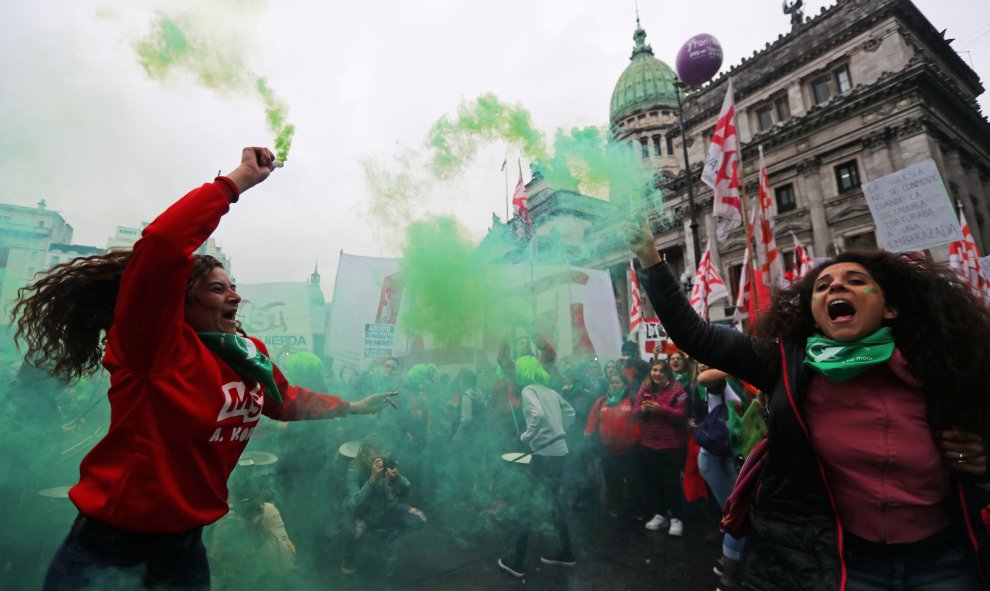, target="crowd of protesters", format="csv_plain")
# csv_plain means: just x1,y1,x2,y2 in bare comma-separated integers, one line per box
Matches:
6,147,989,591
